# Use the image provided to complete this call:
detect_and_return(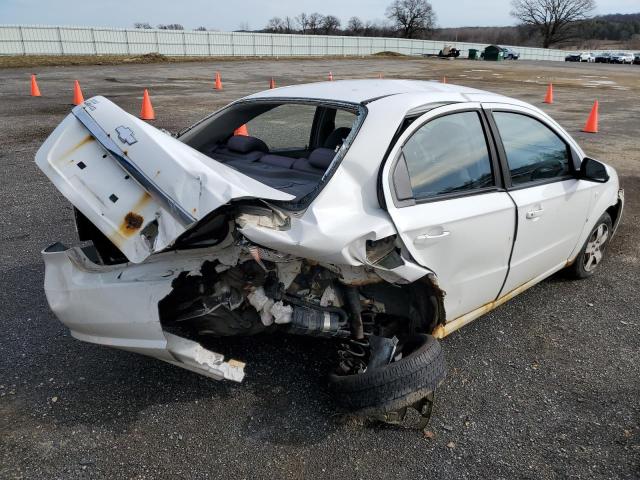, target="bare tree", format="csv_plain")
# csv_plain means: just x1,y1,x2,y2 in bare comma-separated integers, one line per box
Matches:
386,0,436,38
266,17,285,33
510,0,596,47
307,13,325,34
322,15,341,35
347,16,365,35
157,24,184,30
283,16,295,34
194,26,207,31
296,13,309,34
134,22,152,29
